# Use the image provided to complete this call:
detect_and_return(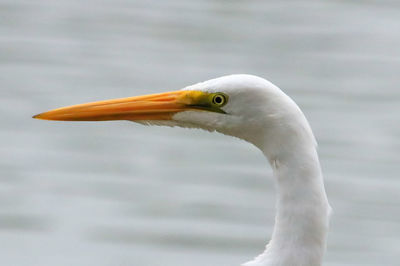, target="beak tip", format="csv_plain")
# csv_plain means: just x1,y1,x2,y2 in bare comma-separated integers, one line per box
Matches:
33,113,47,120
